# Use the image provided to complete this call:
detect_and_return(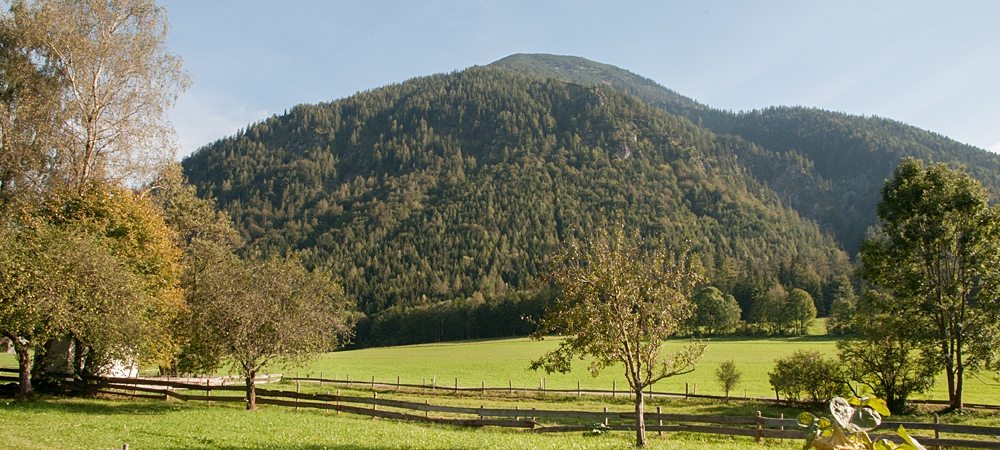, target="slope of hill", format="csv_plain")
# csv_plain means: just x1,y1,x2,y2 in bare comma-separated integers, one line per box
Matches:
182,67,849,333
491,54,1000,253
